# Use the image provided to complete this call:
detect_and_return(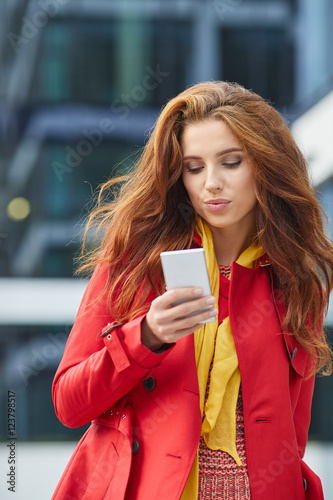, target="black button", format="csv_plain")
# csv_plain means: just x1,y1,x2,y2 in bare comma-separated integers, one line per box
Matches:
291,347,297,360
143,376,156,391
303,478,307,491
132,440,139,455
